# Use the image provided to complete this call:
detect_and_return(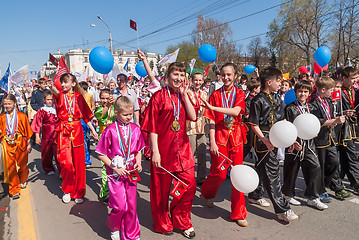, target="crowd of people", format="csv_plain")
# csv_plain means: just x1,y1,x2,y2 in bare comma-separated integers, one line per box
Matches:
0,49,359,240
